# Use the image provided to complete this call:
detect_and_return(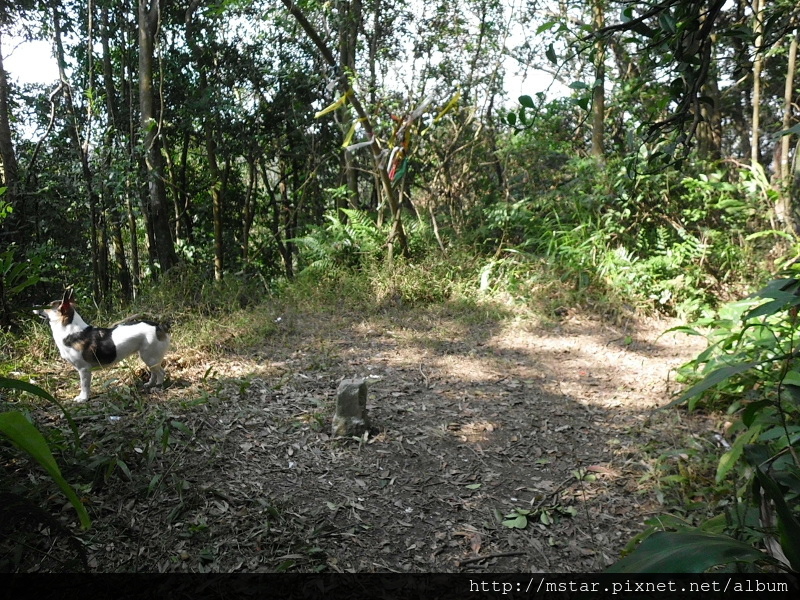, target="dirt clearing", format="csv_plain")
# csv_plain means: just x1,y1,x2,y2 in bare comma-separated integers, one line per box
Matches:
6,302,713,573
